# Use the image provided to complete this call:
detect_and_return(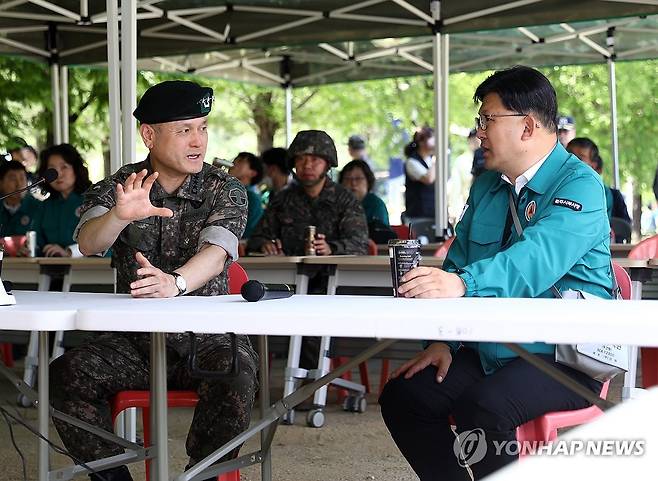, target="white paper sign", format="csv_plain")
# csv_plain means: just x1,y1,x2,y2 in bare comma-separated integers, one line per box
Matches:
577,344,629,371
